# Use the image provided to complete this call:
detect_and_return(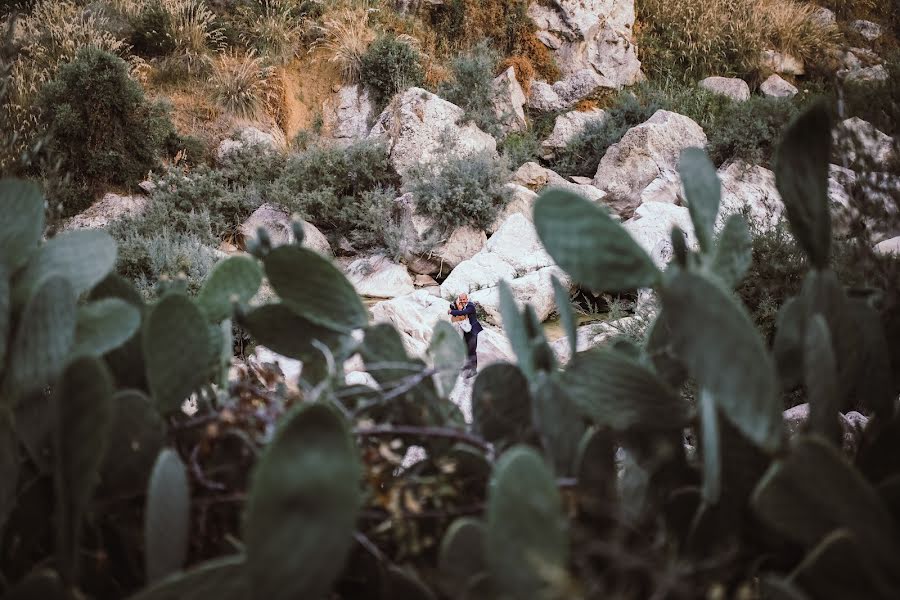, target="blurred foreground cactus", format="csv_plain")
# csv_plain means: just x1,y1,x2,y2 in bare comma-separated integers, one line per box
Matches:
1,101,899,600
